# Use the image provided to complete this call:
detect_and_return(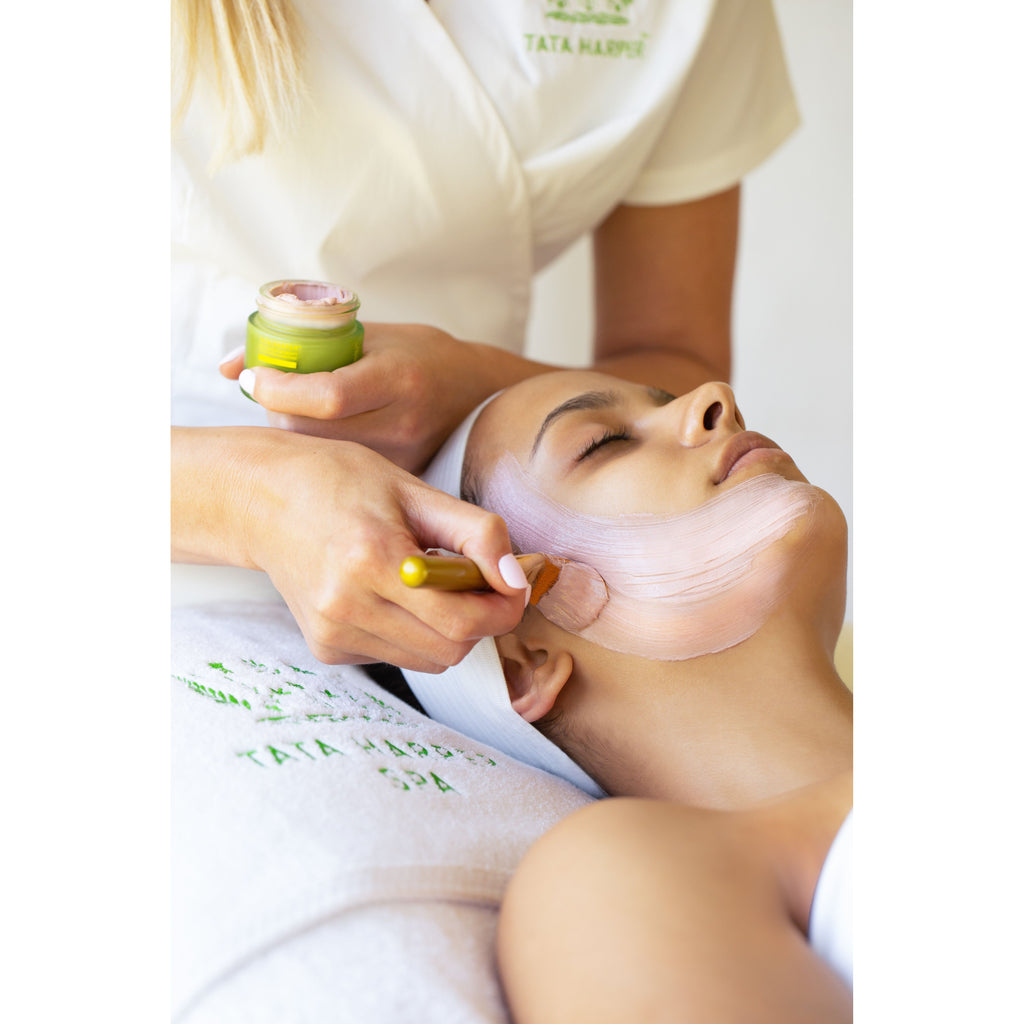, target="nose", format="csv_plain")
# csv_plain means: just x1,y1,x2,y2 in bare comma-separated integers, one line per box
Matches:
664,381,743,447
